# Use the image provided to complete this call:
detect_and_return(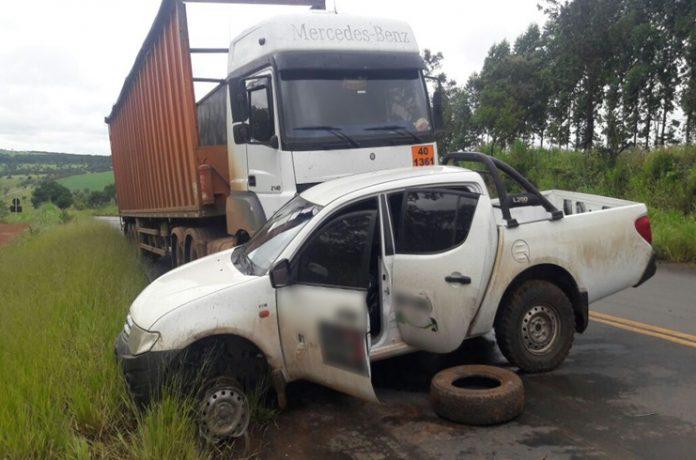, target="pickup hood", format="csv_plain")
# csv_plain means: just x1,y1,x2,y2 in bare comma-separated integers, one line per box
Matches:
129,248,253,329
